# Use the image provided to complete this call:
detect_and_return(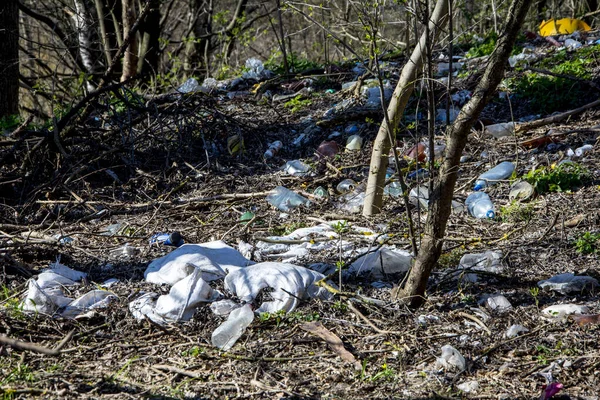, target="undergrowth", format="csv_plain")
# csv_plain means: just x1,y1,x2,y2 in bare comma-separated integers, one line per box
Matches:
524,162,589,194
